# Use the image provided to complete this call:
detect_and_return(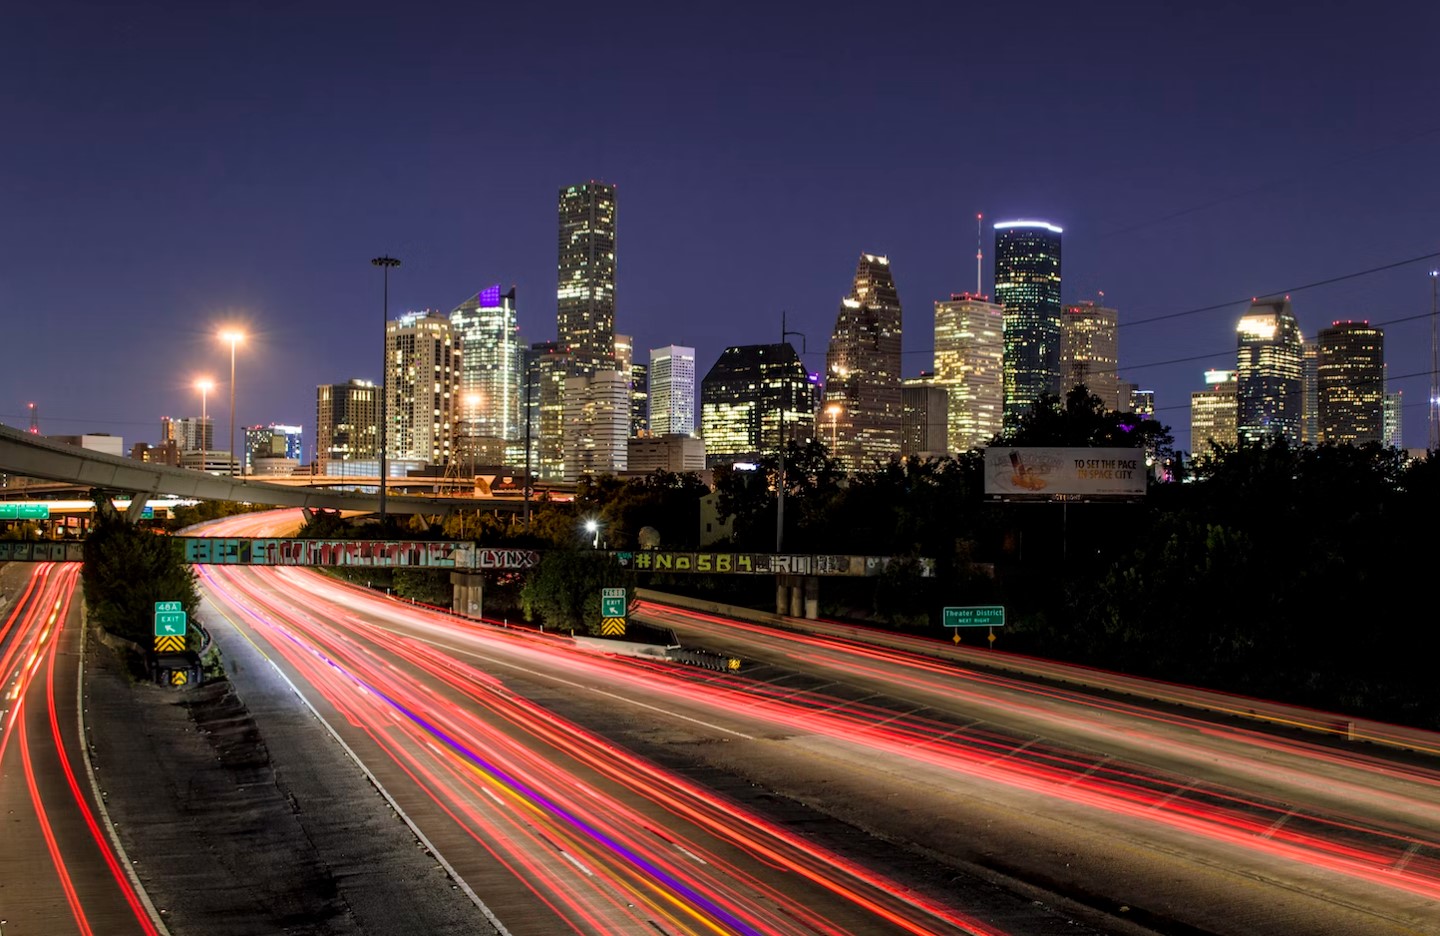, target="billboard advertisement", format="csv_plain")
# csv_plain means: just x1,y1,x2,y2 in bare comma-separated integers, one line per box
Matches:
984,447,1146,500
